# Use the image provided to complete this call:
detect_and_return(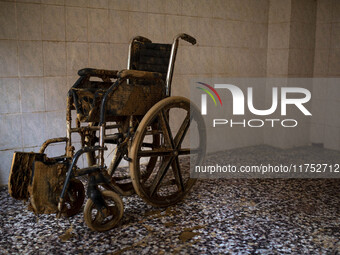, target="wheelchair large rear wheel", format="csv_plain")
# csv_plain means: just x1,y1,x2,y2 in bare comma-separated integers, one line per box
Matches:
129,96,206,207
